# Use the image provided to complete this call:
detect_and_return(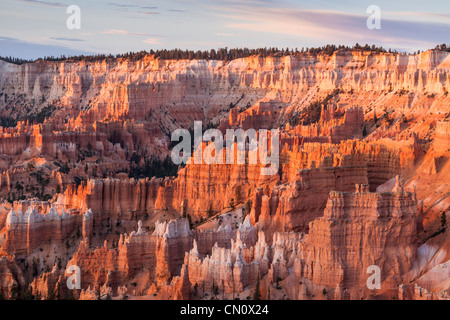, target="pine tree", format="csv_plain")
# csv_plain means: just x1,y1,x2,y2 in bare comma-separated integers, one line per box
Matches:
206,202,214,217
66,289,74,300
22,284,34,300
253,274,261,300
229,198,235,211
9,283,18,300
441,211,447,229
245,200,252,214
235,185,242,203
181,203,187,218
212,279,219,297
187,214,192,229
